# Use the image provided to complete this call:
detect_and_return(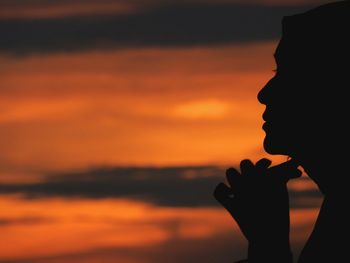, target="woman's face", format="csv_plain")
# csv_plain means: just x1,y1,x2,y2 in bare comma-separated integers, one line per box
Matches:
257,39,304,156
